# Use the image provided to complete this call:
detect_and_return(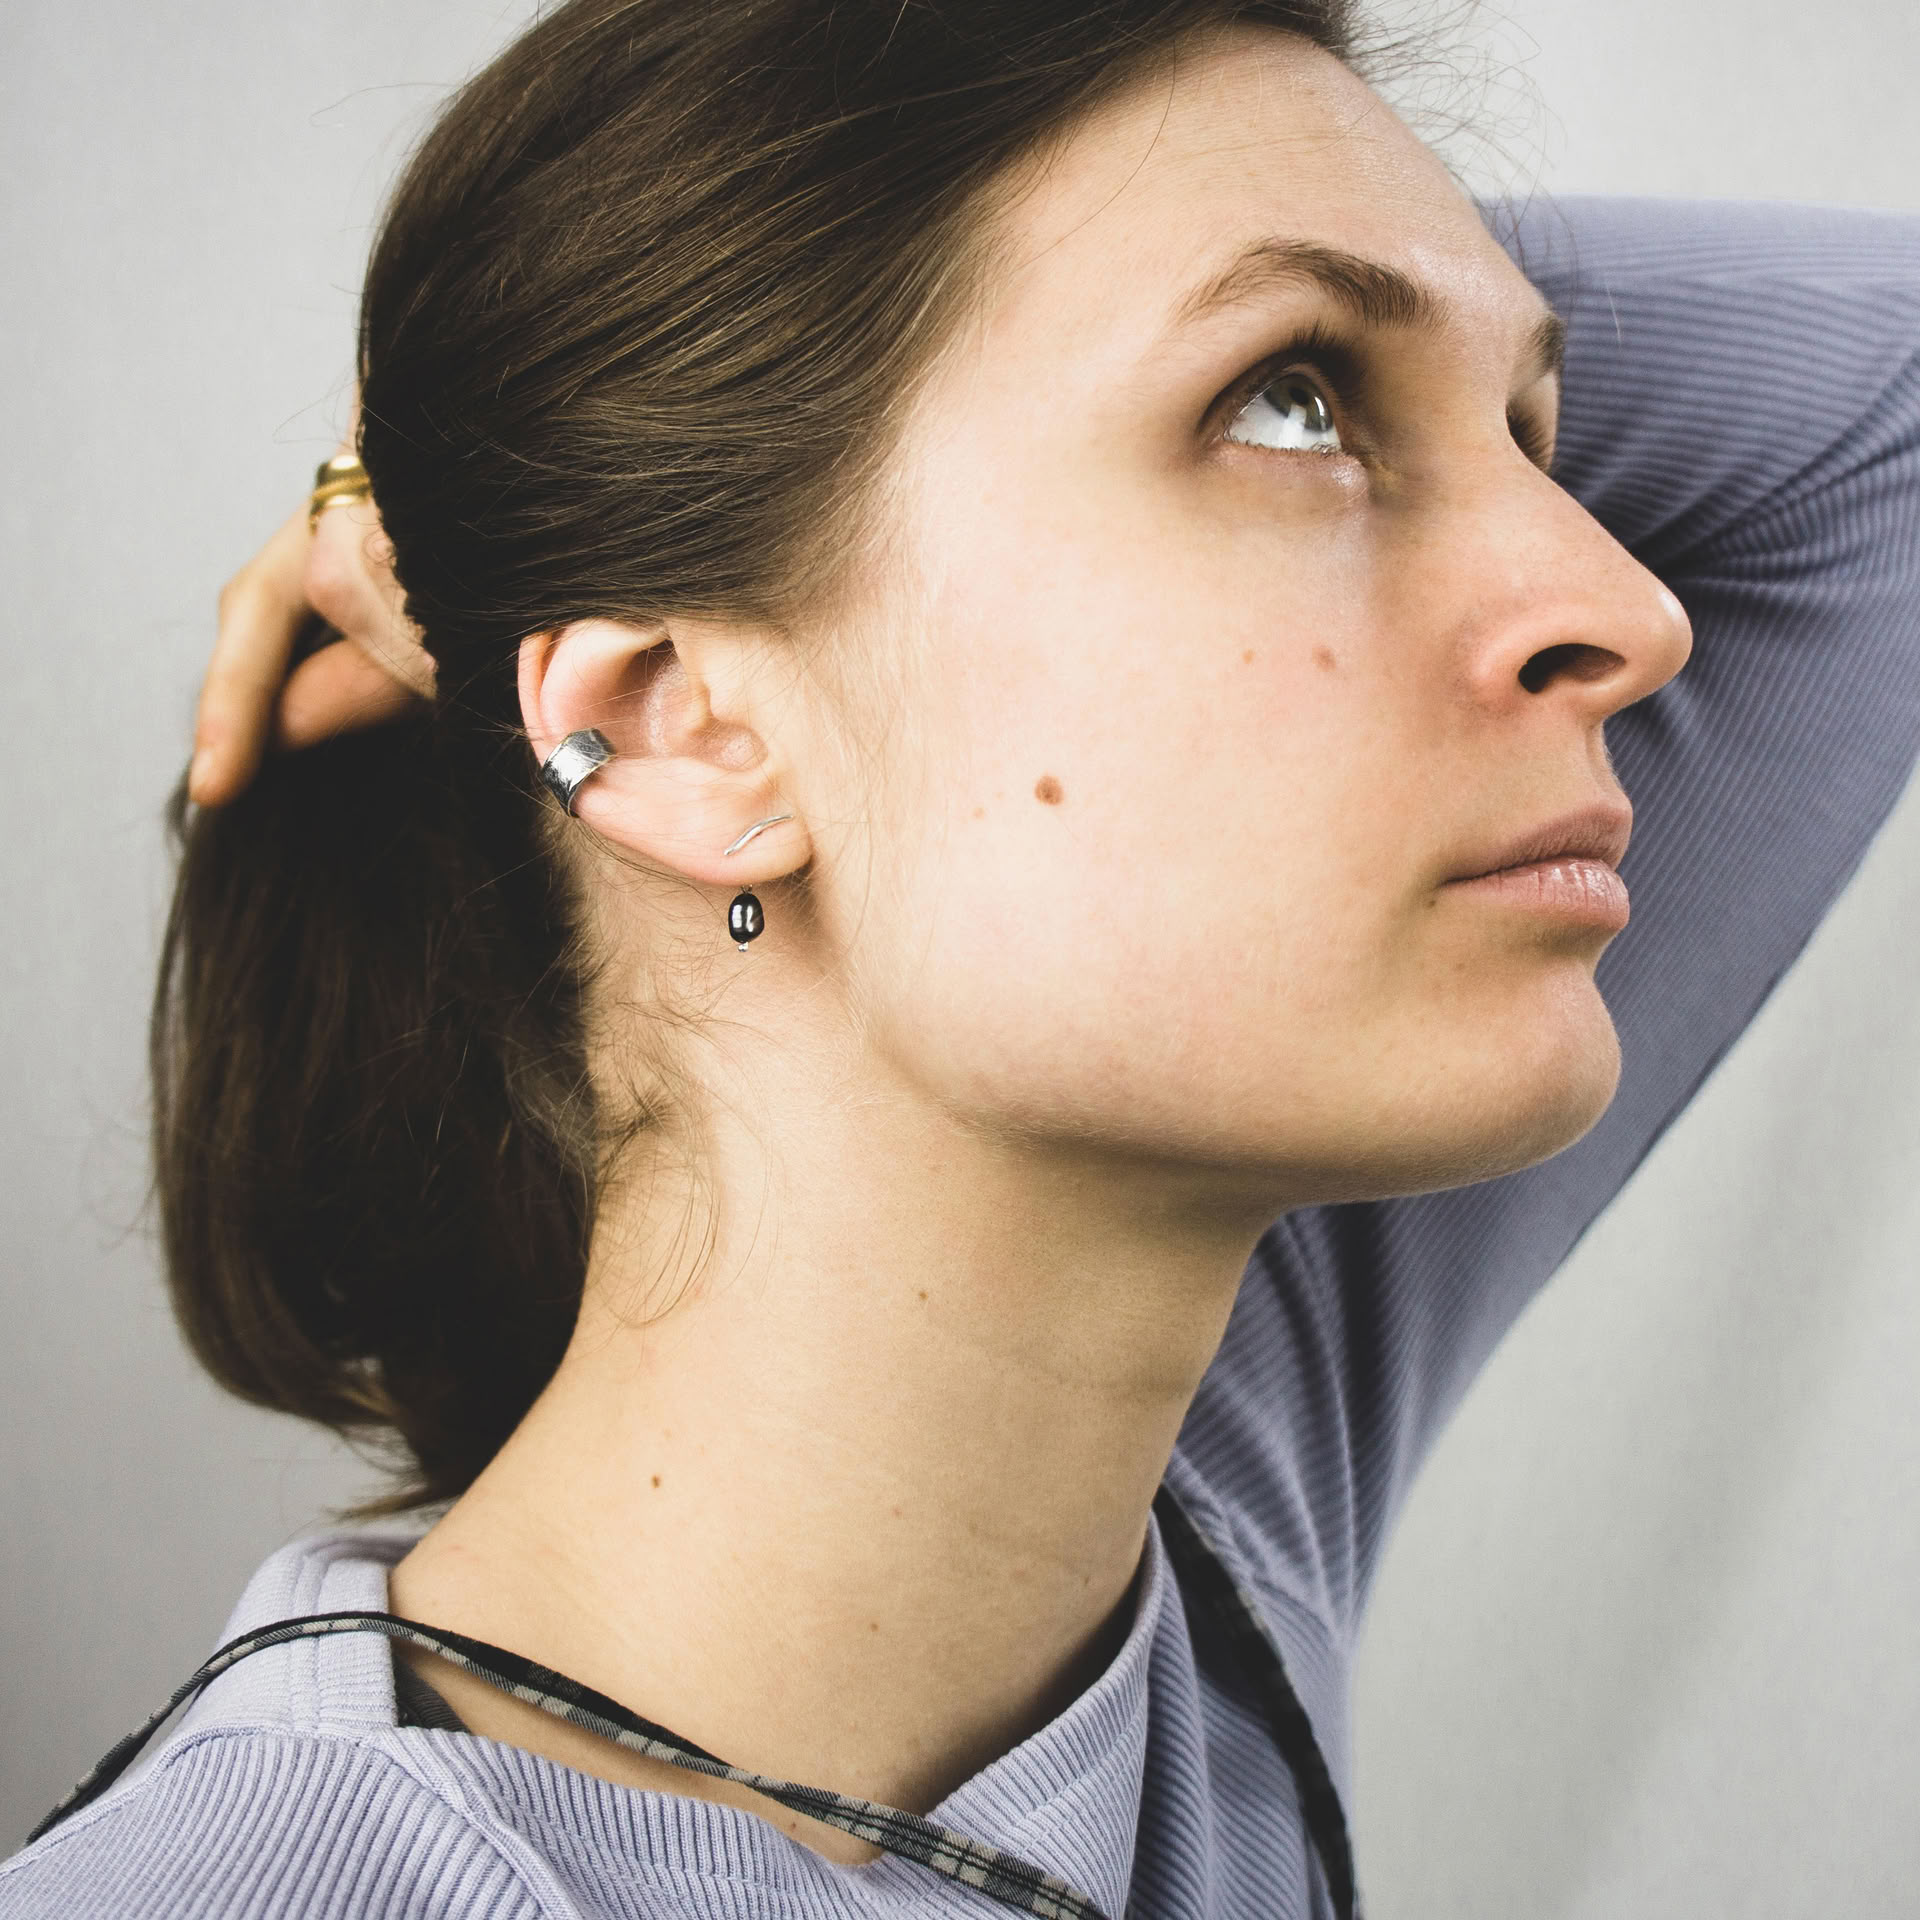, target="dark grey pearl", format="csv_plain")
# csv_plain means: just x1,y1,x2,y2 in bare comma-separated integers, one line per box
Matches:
728,889,764,949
